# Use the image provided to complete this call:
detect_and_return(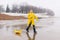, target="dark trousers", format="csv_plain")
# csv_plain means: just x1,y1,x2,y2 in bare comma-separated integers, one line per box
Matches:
26,22,36,32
